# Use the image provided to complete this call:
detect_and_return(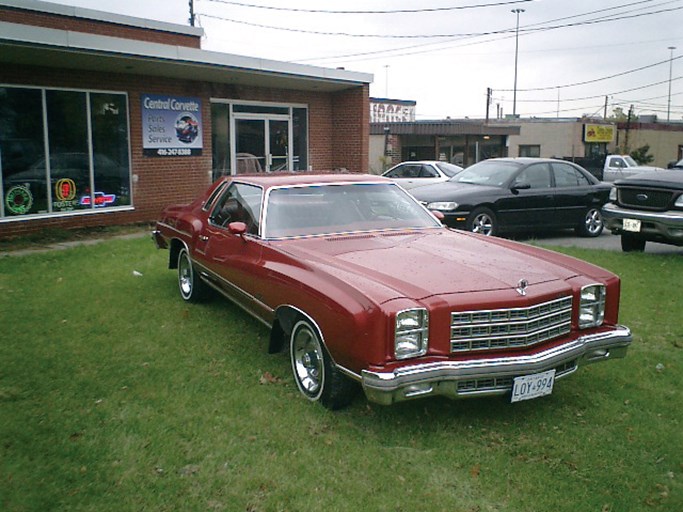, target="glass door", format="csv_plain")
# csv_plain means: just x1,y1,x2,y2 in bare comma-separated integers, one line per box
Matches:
234,116,290,173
